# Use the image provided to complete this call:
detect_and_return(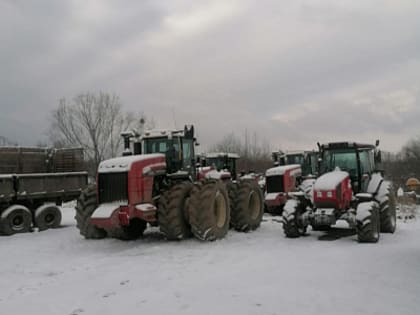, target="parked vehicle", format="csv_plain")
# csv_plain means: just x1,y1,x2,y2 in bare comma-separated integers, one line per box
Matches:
75,125,264,241
0,147,88,235
282,141,396,243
